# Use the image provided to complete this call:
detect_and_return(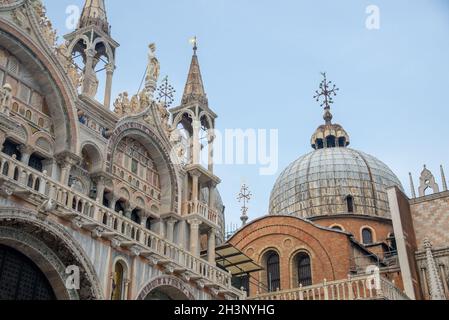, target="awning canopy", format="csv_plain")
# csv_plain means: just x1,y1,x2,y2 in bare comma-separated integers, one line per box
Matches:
202,243,263,277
